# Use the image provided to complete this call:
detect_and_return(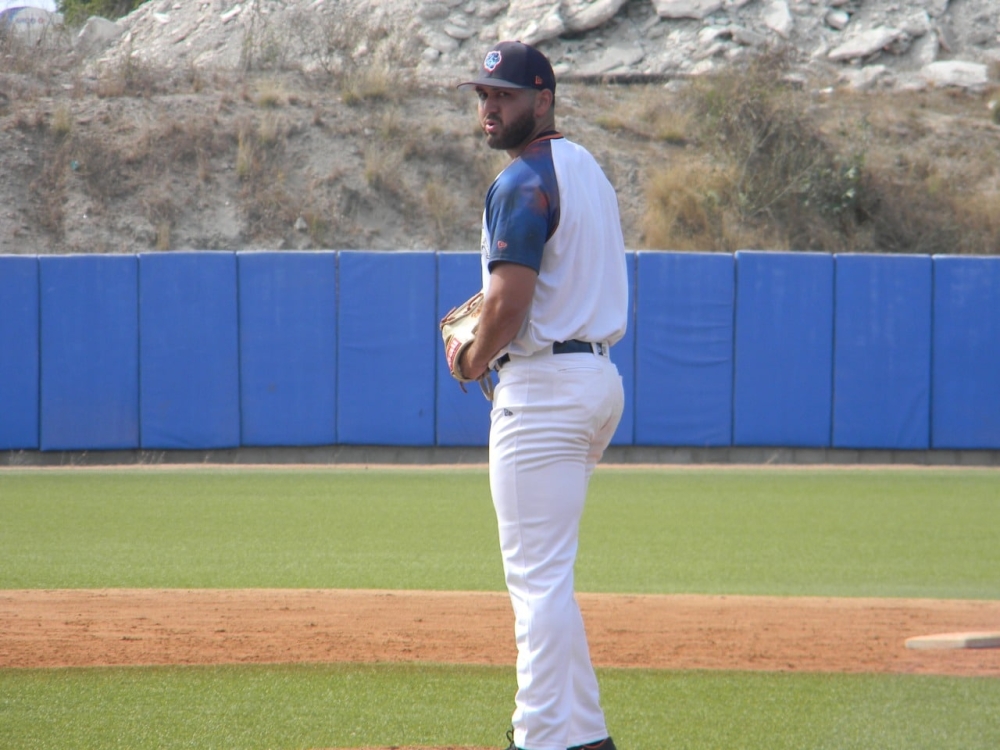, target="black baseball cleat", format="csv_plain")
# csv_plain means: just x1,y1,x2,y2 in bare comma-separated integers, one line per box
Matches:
568,738,617,750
